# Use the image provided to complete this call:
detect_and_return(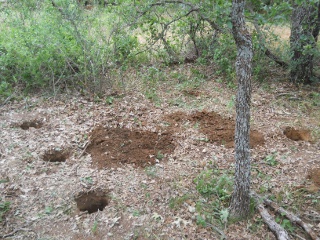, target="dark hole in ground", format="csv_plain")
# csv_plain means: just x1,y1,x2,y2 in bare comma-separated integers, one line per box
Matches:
283,126,311,141
20,120,43,130
86,126,175,168
75,190,109,214
182,89,201,97
42,148,70,162
164,110,265,148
